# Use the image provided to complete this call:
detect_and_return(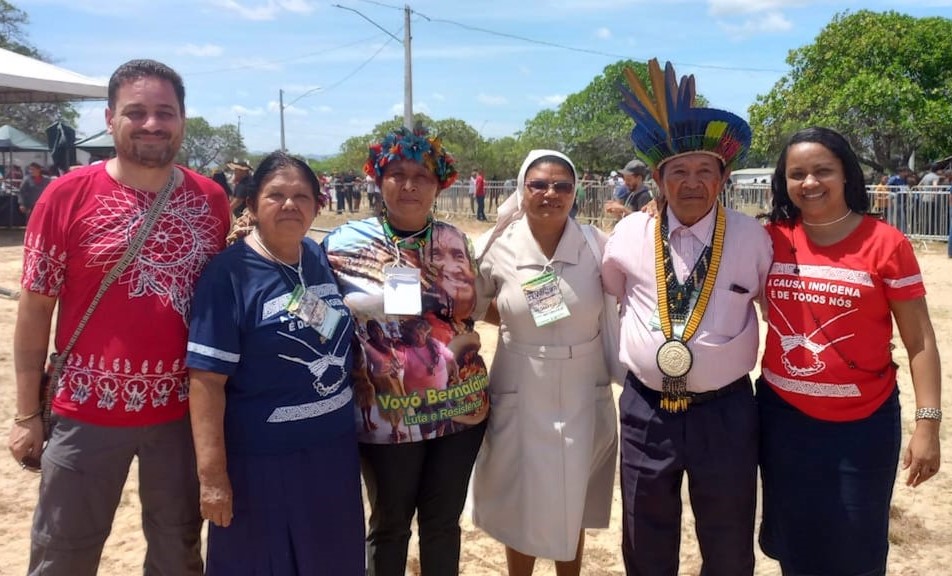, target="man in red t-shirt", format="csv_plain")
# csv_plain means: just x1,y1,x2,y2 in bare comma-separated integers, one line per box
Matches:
474,168,487,221
8,59,230,575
